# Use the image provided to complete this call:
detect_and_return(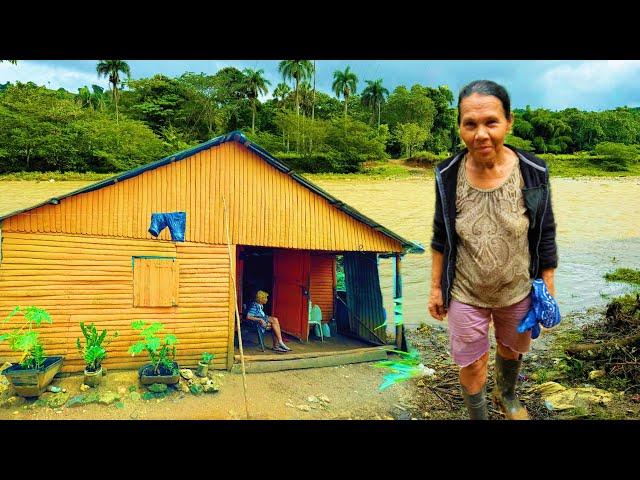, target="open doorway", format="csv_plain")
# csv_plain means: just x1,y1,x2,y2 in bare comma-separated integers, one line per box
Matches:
240,247,273,316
